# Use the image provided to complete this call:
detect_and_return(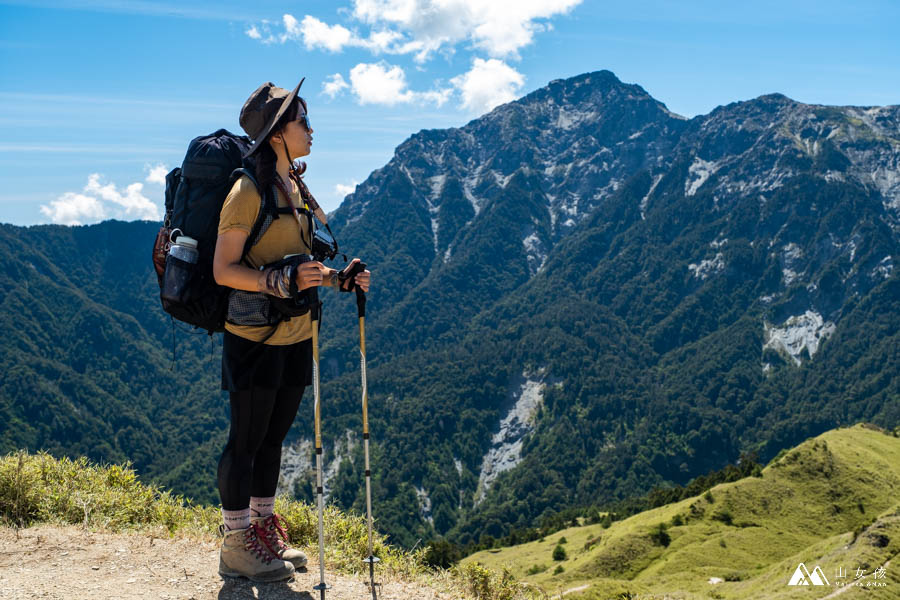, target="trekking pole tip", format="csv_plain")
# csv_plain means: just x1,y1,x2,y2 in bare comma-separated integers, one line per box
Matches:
313,583,331,595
